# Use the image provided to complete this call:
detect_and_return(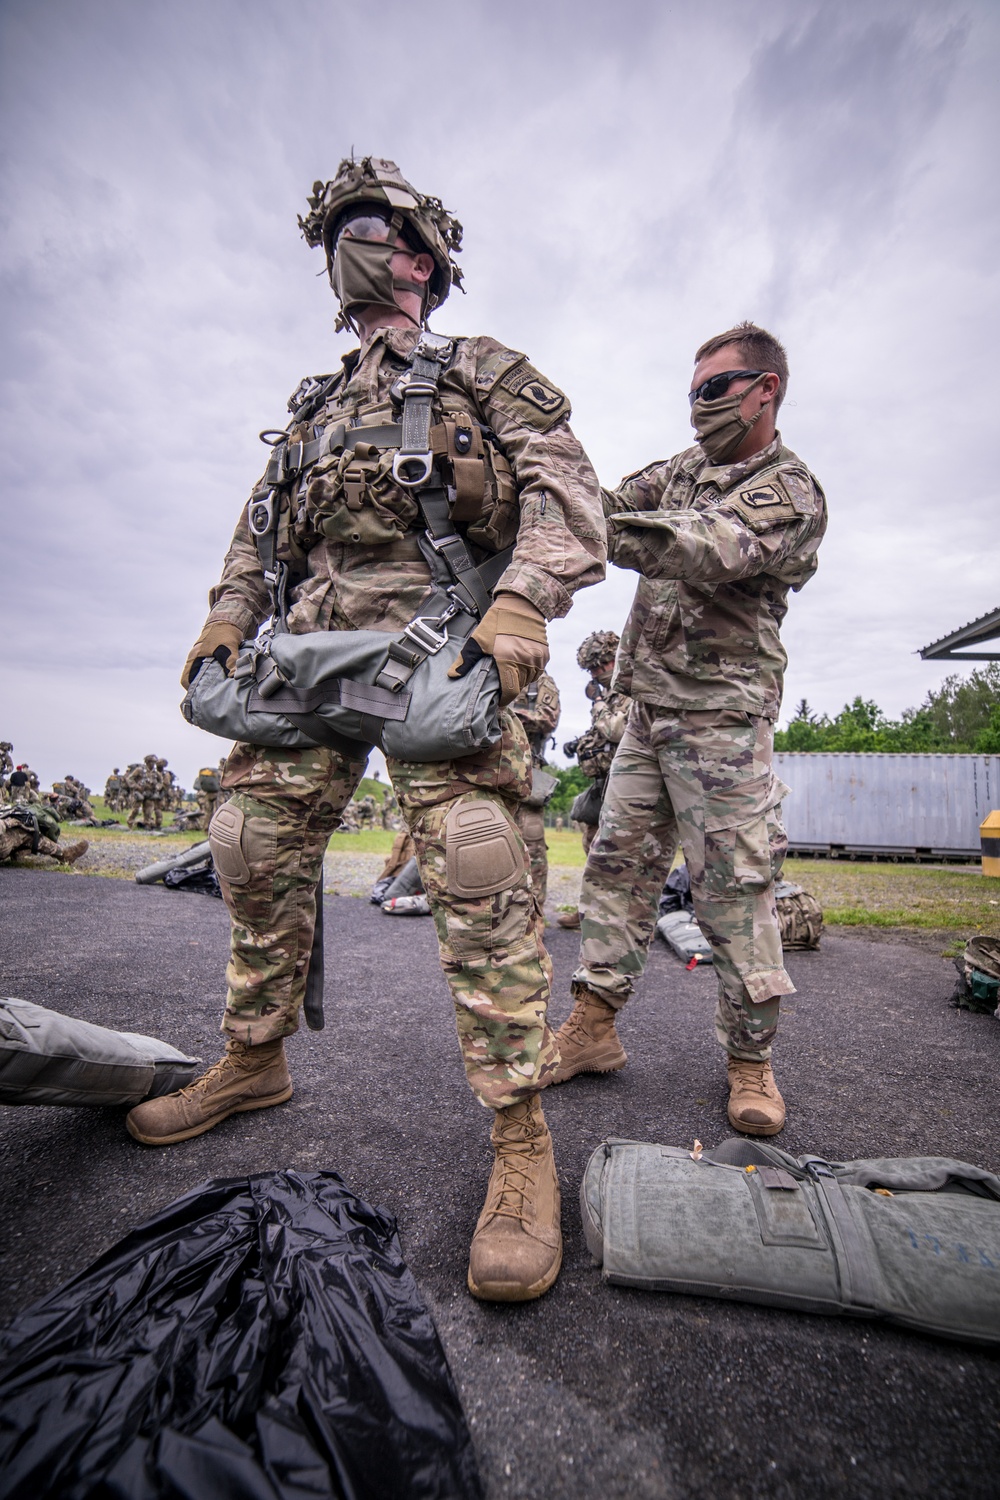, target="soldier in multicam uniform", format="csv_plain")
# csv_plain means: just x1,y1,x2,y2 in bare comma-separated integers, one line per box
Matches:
381,790,400,829
510,671,560,911
126,156,605,1304
195,765,223,829
0,743,13,803
104,769,123,812
553,323,827,1139
128,755,163,830
0,803,88,865
8,766,40,806
356,793,378,830
556,631,629,930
